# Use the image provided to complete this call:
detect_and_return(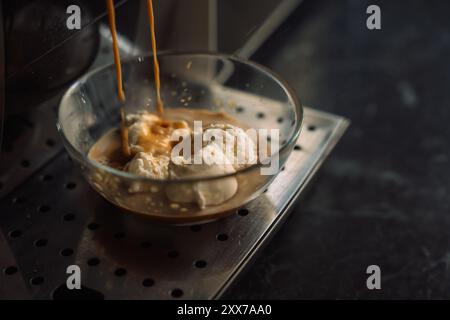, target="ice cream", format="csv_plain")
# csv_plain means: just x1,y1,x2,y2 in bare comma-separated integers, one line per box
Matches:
90,110,258,209
165,143,238,208
203,123,258,170
126,111,190,155
126,152,169,193
127,152,169,179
